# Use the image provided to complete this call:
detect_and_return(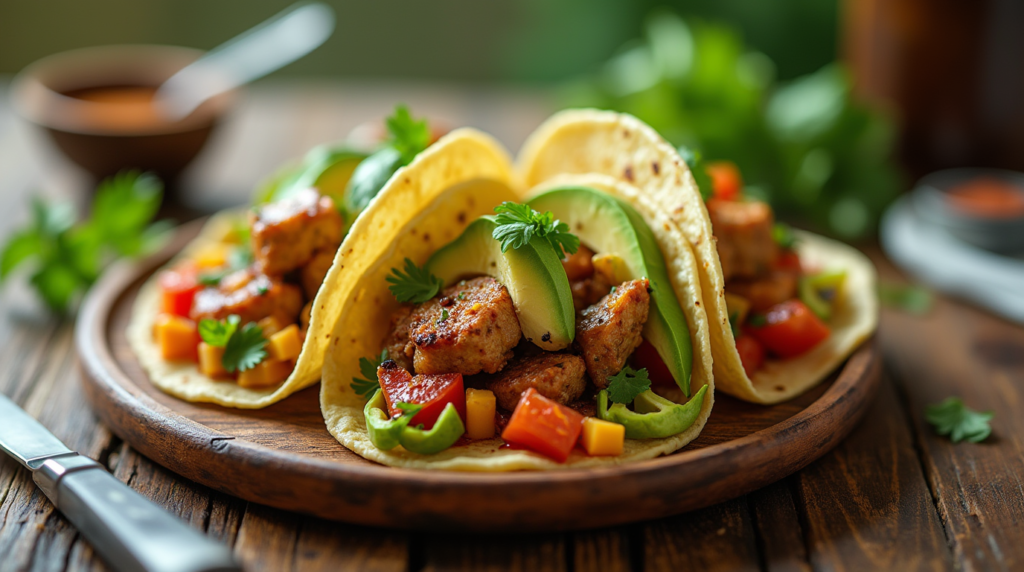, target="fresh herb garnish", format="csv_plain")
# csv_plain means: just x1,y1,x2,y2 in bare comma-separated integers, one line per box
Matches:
351,349,388,398
606,366,652,404
386,258,444,303
728,311,741,338
221,322,268,373
198,315,241,348
878,282,933,315
436,308,450,324
678,146,714,202
772,223,797,249
345,105,432,214
492,202,580,256
0,171,169,313
925,397,993,443
457,292,465,300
